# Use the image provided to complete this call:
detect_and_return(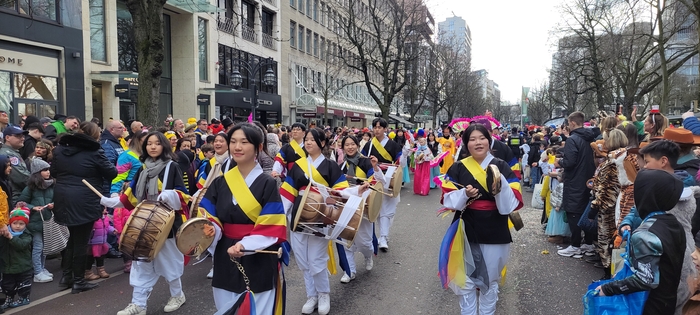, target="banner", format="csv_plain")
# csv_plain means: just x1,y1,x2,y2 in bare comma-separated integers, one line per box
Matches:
521,87,530,116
